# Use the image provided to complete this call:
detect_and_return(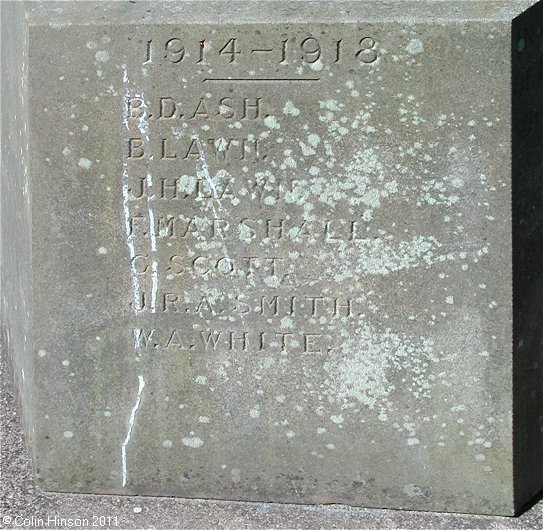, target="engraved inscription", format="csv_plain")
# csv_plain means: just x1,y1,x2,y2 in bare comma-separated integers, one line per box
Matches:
144,33,380,69
121,26,392,360
127,96,264,121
